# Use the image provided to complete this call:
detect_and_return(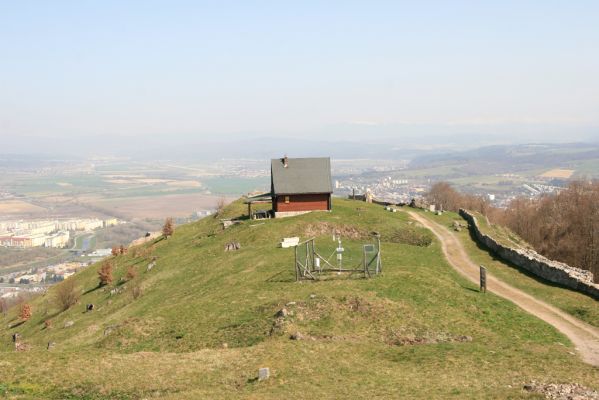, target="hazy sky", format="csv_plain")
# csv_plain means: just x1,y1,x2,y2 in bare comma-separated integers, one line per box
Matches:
1,1,598,149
